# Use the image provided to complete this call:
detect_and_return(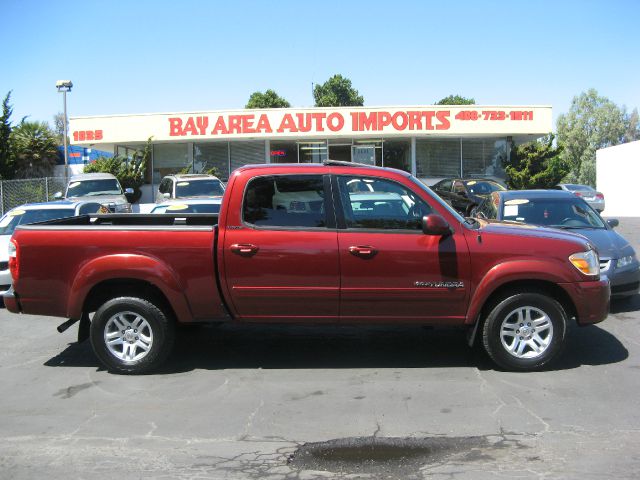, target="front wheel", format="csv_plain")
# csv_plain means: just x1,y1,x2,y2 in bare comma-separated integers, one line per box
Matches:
90,297,175,374
482,292,567,371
